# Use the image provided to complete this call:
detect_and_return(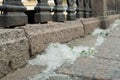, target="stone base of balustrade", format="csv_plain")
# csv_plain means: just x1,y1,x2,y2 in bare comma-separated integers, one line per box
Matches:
81,18,101,35
19,19,84,56
99,14,120,29
108,14,120,25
